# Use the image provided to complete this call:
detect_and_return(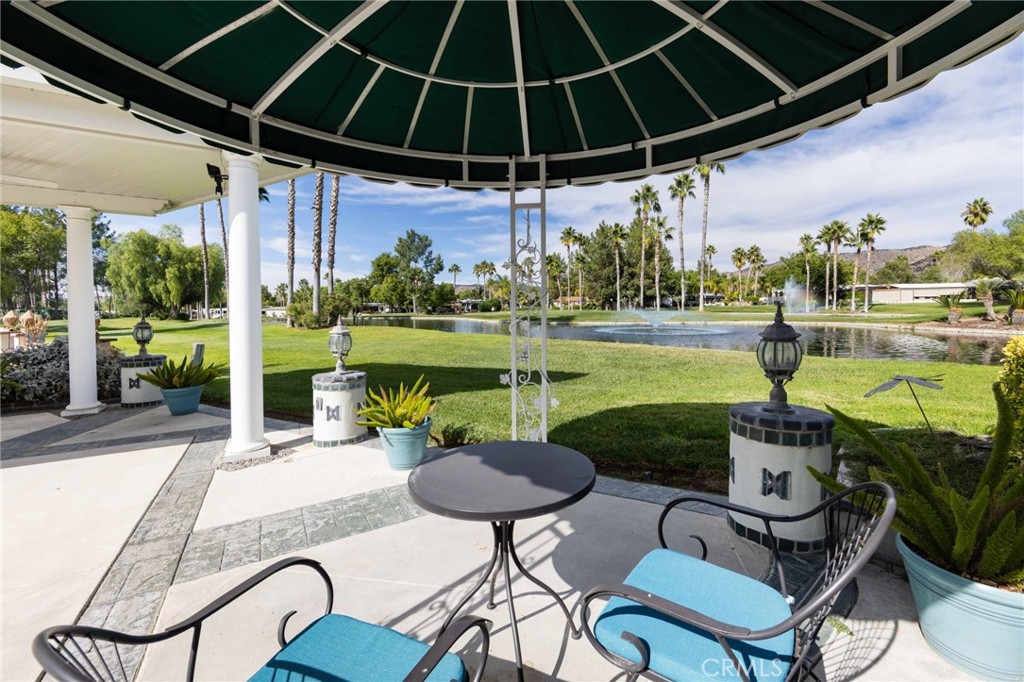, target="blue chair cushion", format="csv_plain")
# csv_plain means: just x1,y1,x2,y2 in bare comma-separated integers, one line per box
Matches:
594,549,795,682
248,614,468,682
